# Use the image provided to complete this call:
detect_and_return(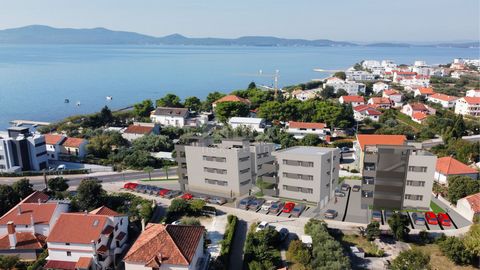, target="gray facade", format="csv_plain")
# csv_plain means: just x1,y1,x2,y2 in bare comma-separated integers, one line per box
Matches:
0,127,48,173
361,145,436,210
175,137,275,198
271,146,340,207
